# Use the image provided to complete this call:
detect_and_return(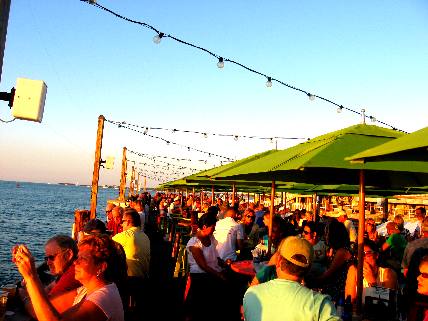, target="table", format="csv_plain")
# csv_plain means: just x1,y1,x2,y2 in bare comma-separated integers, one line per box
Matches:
230,260,256,278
